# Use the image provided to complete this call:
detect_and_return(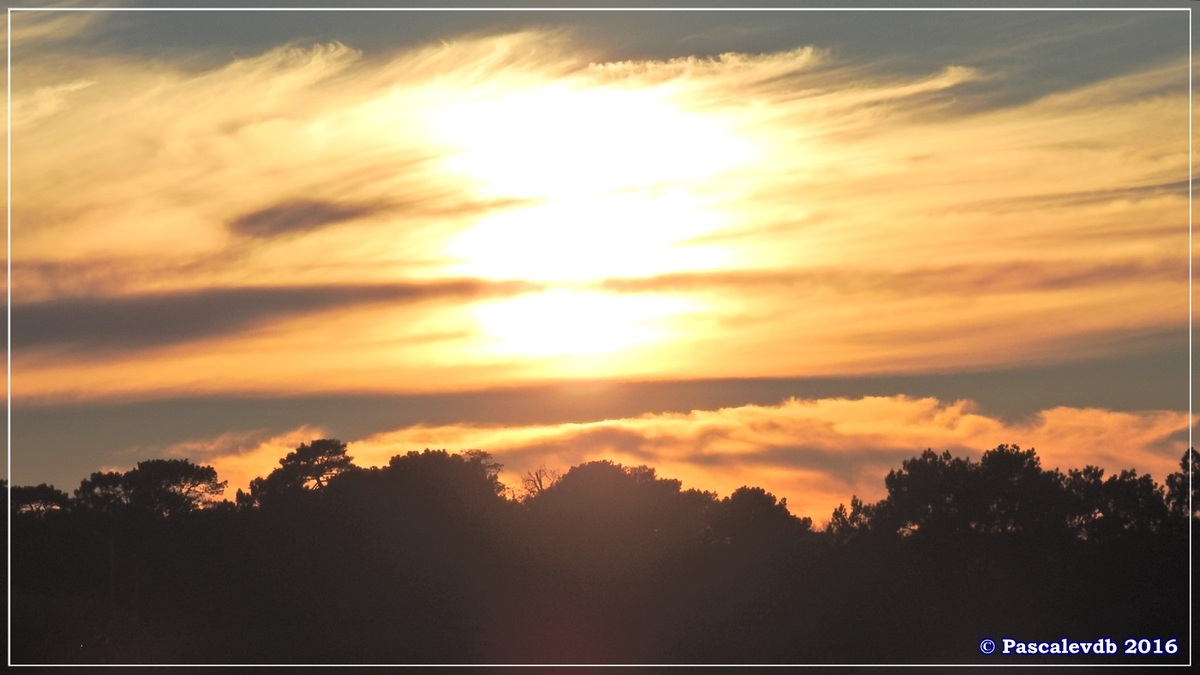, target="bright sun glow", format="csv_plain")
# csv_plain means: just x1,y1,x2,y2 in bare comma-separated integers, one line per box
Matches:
431,82,756,200
471,289,695,358
429,80,757,285
445,191,730,282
